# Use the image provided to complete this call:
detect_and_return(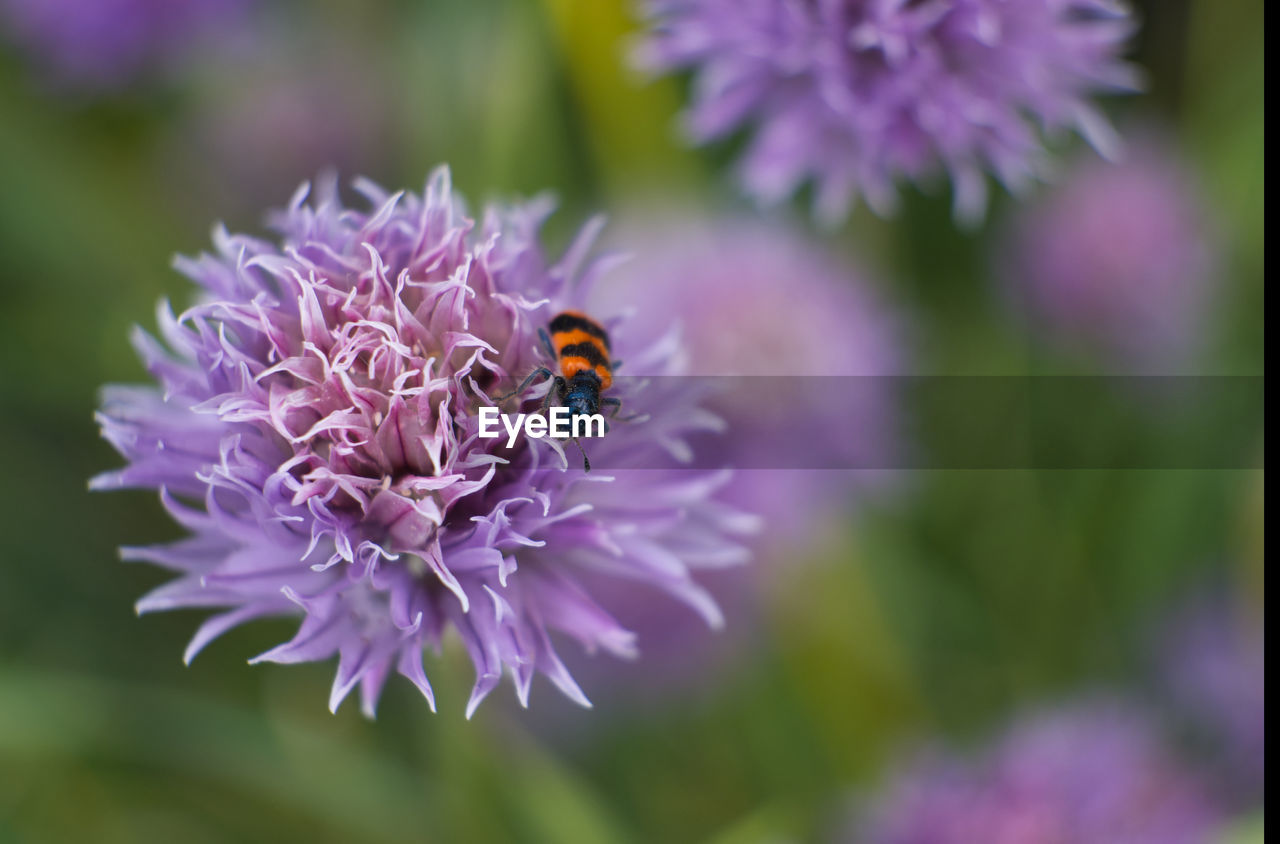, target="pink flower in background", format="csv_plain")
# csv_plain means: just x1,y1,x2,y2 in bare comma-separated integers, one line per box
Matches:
165,41,393,218
1,0,249,90
595,215,905,541
998,136,1218,372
